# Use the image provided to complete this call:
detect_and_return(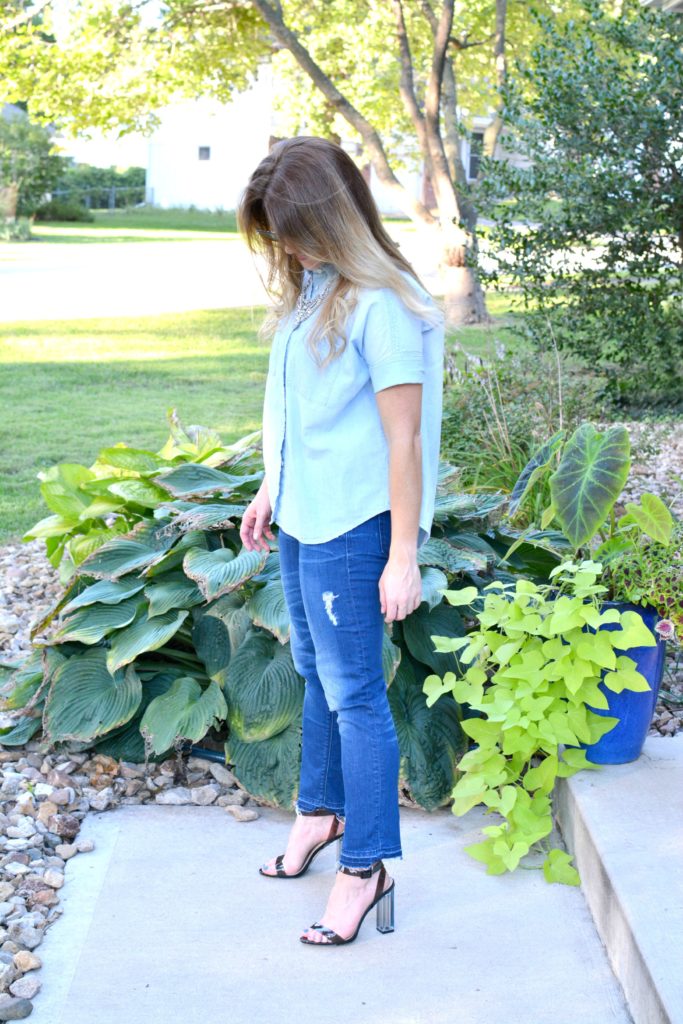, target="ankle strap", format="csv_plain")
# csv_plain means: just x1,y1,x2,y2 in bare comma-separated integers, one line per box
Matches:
338,859,384,879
